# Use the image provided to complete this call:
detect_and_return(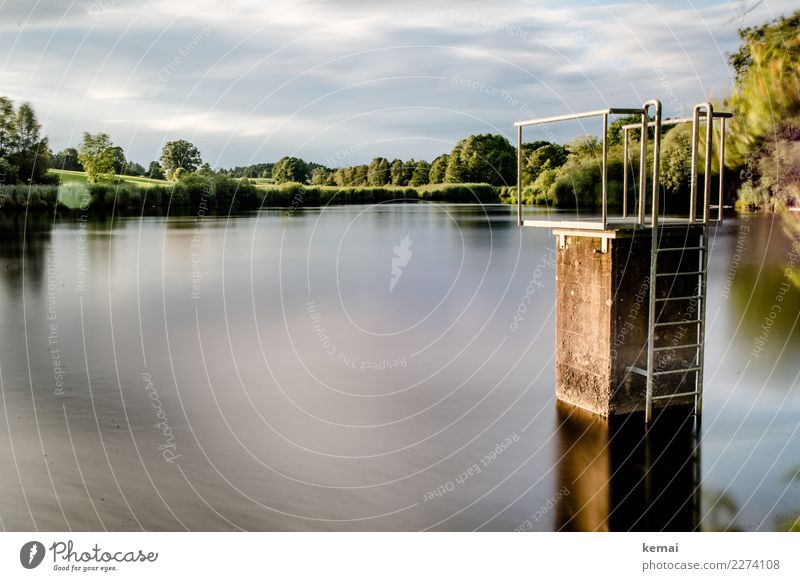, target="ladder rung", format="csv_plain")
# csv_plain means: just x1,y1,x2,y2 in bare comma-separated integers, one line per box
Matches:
653,343,702,352
655,295,703,302
652,391,699,401
656,270,705,277
653,366,701,376
654,319,702,327
627,366,648,377
656,246,705,252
